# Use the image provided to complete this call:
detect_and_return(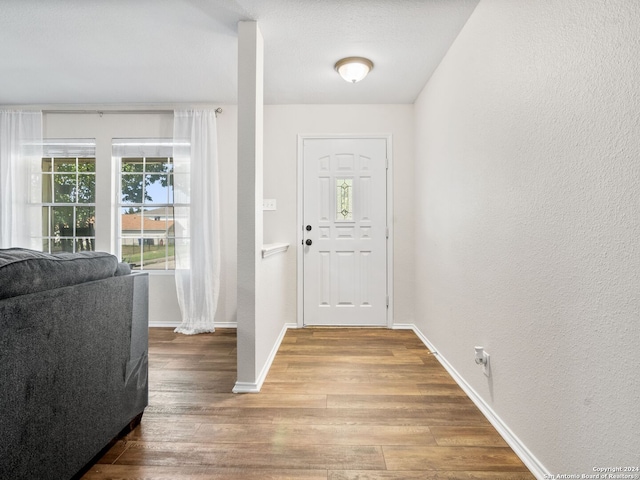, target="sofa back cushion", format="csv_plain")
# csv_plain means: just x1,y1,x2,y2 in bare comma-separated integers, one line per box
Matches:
0,248,128,300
